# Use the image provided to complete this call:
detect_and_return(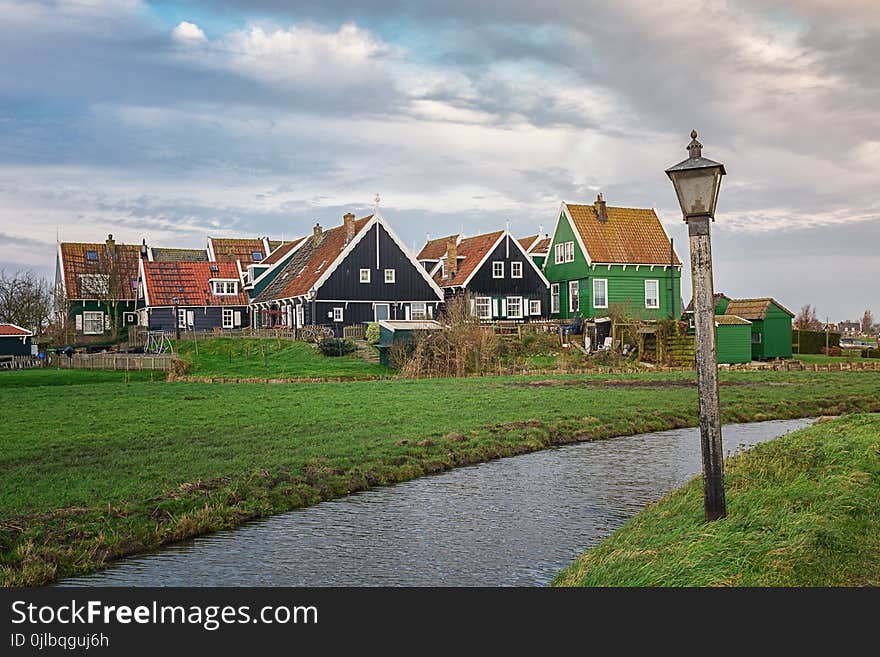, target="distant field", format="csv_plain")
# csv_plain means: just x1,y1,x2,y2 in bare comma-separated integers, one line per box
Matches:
176,337,389,379
794,353,872,365
3,367,880,585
